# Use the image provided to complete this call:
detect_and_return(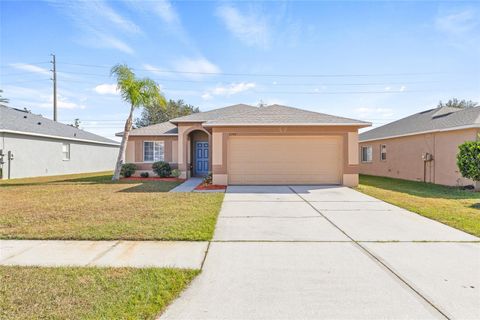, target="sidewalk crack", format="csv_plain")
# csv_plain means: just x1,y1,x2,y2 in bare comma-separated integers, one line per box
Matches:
86,241,122,266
